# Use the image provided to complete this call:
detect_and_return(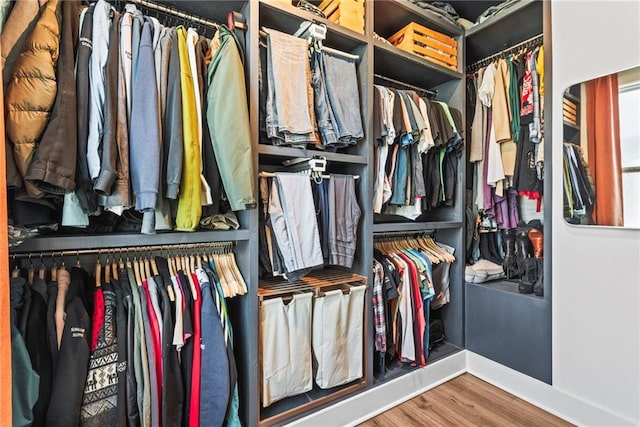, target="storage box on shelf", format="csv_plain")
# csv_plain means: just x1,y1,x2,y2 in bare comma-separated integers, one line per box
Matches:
318,0,365,34
388,21,458,71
